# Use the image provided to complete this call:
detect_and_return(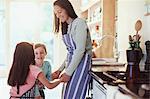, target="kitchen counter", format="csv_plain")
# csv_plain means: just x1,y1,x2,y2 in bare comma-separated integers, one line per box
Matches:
92,65,126,72
92,58,126,72
119,83,150,99
118,71,150,99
